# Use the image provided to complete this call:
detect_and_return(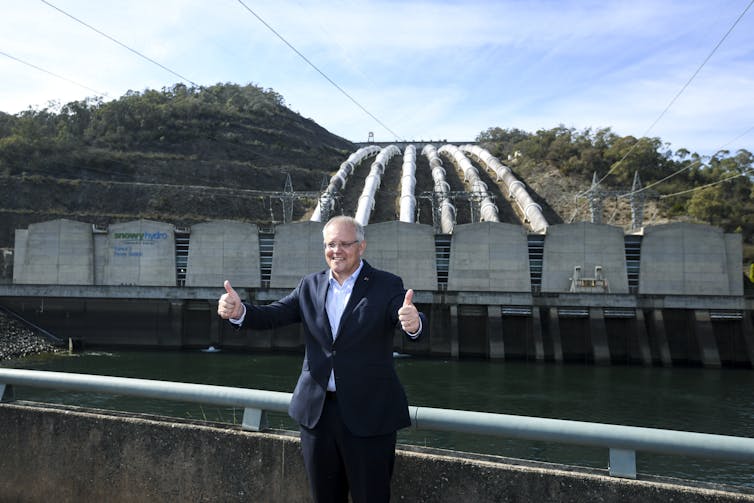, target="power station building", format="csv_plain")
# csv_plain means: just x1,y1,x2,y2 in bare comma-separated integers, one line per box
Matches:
11,217,743,295
5,217,752,367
